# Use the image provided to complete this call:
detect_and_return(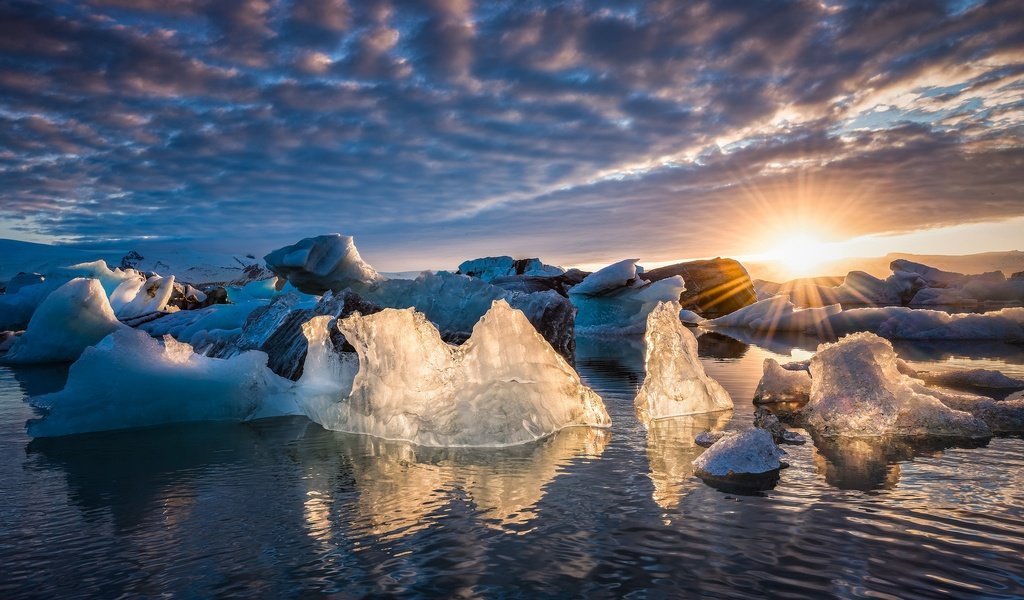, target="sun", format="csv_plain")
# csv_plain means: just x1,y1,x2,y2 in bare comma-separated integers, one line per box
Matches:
763,234,836,279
